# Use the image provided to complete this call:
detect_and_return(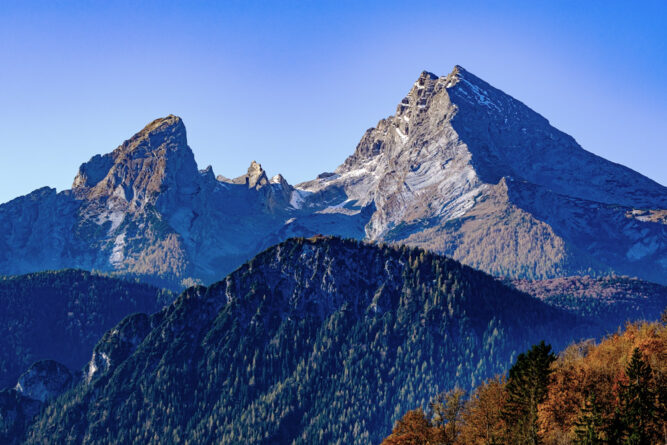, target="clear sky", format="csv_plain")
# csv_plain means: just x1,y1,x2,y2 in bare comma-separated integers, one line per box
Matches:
0,0,665,204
